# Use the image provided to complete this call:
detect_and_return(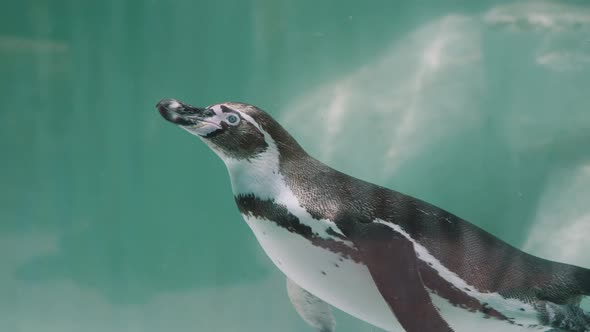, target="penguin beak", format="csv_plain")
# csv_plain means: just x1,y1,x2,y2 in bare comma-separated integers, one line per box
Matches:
156,99,206,126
